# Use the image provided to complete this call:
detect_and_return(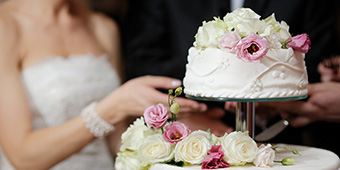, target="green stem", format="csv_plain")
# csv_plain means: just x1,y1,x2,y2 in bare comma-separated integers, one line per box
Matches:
168,93,171,108
272,147,301,155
